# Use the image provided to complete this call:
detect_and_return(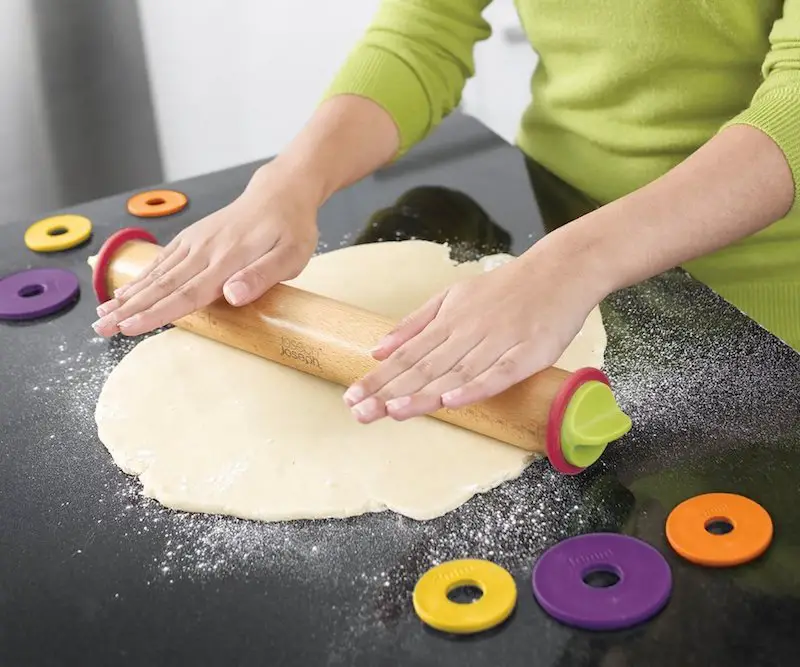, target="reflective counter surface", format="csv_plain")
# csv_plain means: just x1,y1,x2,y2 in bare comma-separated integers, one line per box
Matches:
1,114,799,667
